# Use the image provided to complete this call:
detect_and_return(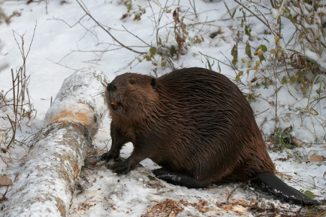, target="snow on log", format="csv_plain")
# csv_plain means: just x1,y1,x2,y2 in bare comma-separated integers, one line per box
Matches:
3,70,107,217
